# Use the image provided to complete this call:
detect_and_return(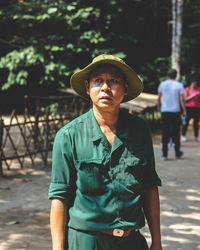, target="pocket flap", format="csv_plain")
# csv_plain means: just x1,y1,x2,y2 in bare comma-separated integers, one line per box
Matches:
76,159,103,170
